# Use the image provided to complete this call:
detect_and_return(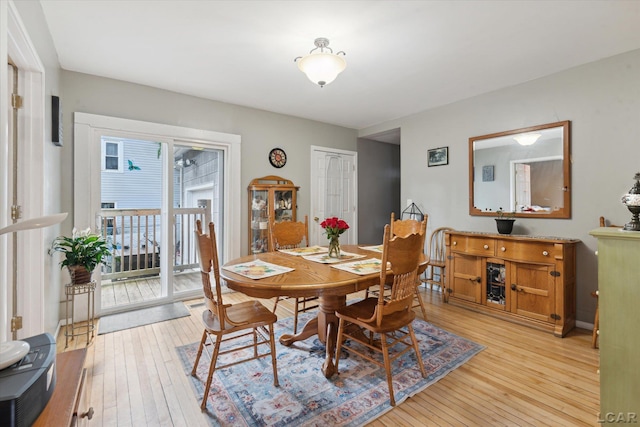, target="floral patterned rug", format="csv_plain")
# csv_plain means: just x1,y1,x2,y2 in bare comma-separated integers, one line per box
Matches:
176,314,483,427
